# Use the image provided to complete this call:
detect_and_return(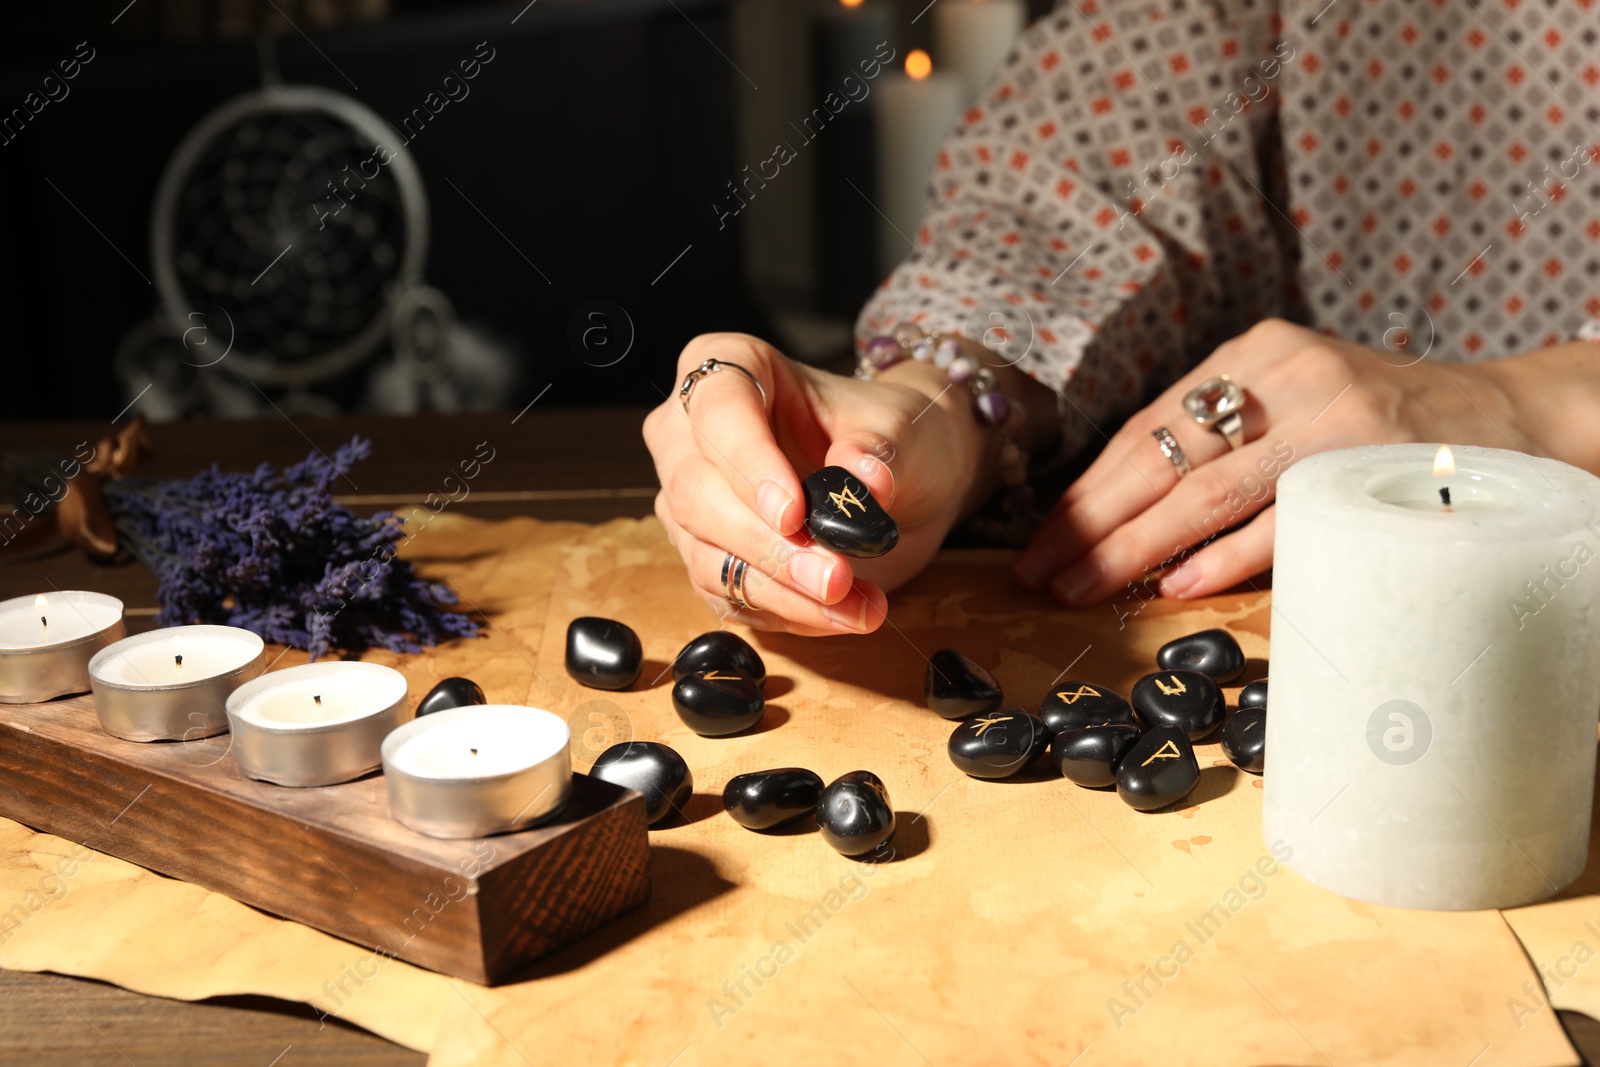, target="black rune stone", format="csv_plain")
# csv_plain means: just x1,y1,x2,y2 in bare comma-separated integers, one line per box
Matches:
817,770,896,856
925,649,1003,720
1131,670,1225,740
589,741,692,826
802,466,899,558
722,767,825,830
672,670,765,737
565,617,643,690
1037,681,1136,738
1238,679,1268,711
1053,722,1142,788
947,711,1049,779
417,676,486,717
673,630,766,687
1156,628,1245,684
1116,724,1200,812
1220,708,1267,774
